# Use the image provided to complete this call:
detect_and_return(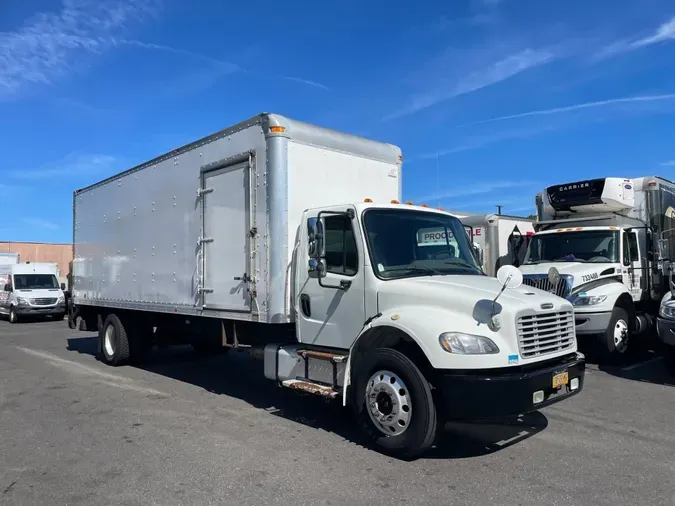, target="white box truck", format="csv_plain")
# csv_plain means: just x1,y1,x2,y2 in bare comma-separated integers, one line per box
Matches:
448,212,535,277
1,261,67,323
519,176,675,362
69,113,585,458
